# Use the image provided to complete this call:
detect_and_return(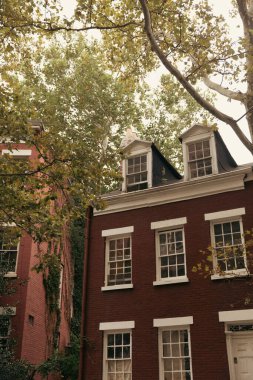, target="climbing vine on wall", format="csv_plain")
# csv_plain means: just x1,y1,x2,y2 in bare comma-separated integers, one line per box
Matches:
34,241,62,351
